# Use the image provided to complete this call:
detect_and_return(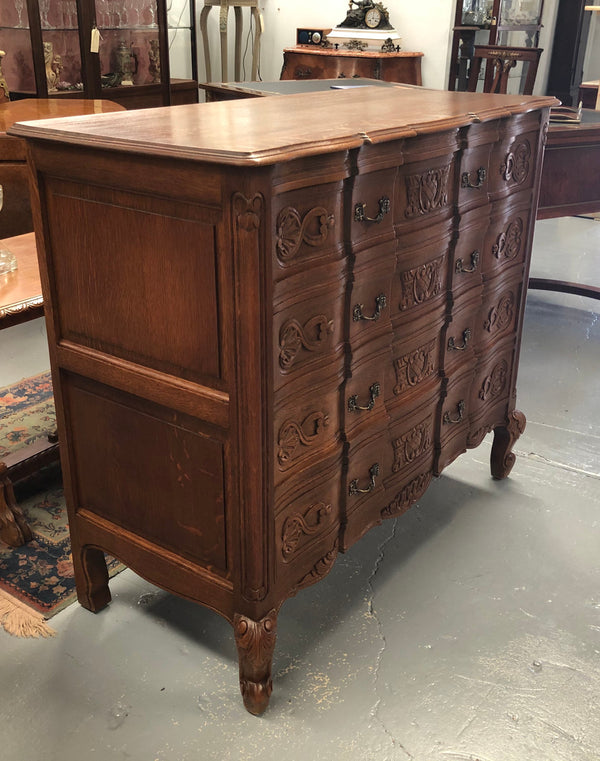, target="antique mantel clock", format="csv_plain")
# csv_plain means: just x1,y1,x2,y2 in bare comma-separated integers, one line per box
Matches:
328,2,400,49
